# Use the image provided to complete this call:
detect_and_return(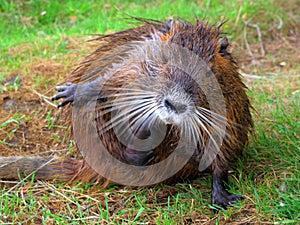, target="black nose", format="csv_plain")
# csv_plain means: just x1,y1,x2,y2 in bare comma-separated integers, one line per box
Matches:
164,98,187,114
